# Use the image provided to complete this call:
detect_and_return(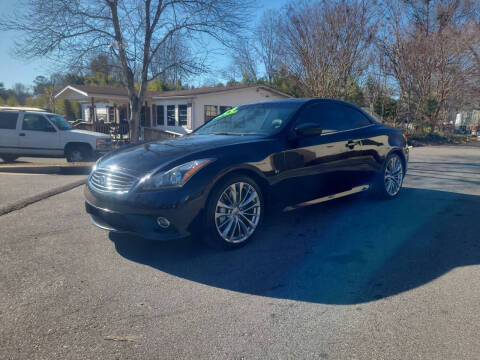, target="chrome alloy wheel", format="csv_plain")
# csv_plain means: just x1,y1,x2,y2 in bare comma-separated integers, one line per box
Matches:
384,155,404,196
214,182,261,244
